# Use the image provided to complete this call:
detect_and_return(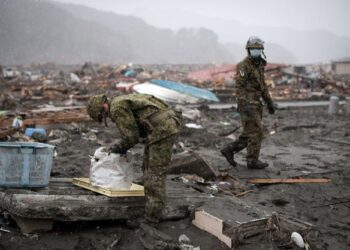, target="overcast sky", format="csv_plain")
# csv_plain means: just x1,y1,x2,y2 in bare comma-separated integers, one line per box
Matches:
52,0,350,37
